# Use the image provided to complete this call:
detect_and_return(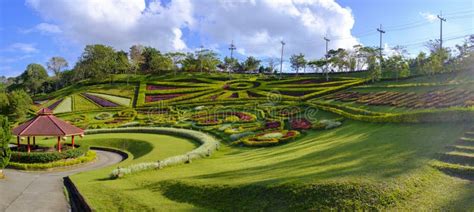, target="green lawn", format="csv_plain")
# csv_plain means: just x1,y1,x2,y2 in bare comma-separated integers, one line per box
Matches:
70,121,474,211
